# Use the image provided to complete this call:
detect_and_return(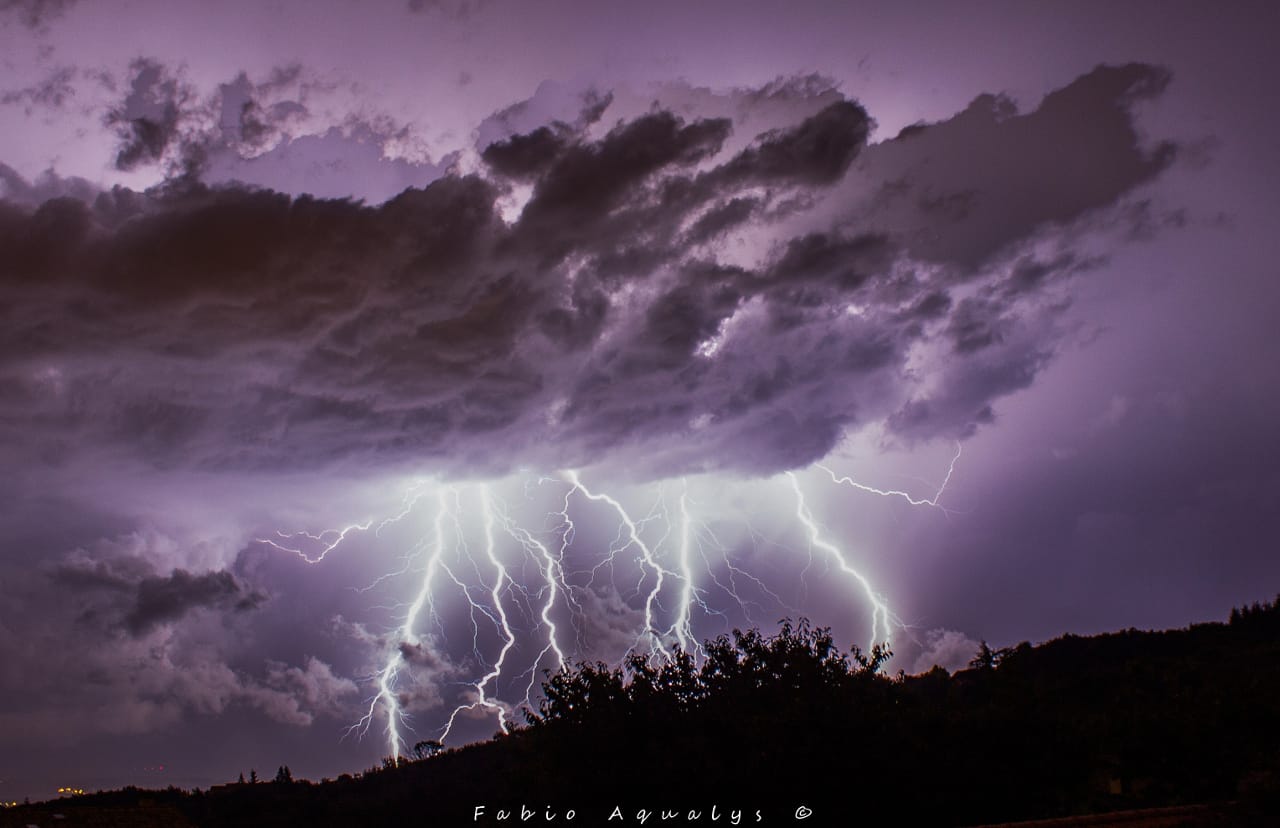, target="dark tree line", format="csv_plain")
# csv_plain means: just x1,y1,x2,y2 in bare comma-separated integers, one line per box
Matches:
5,600,1280,827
